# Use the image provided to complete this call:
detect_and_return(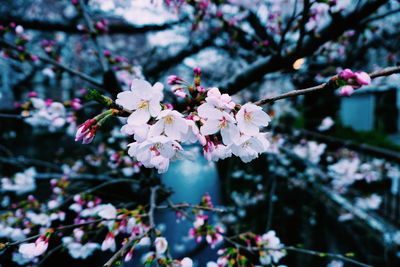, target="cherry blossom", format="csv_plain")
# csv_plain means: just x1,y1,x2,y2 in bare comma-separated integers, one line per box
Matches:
18,236,49,259
199,109,239,145
97,204,117,219
101,233,116,252
154,237,168,254
149,109,188,140
230,133,270,163
116,79,163,125
236,103,271,135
